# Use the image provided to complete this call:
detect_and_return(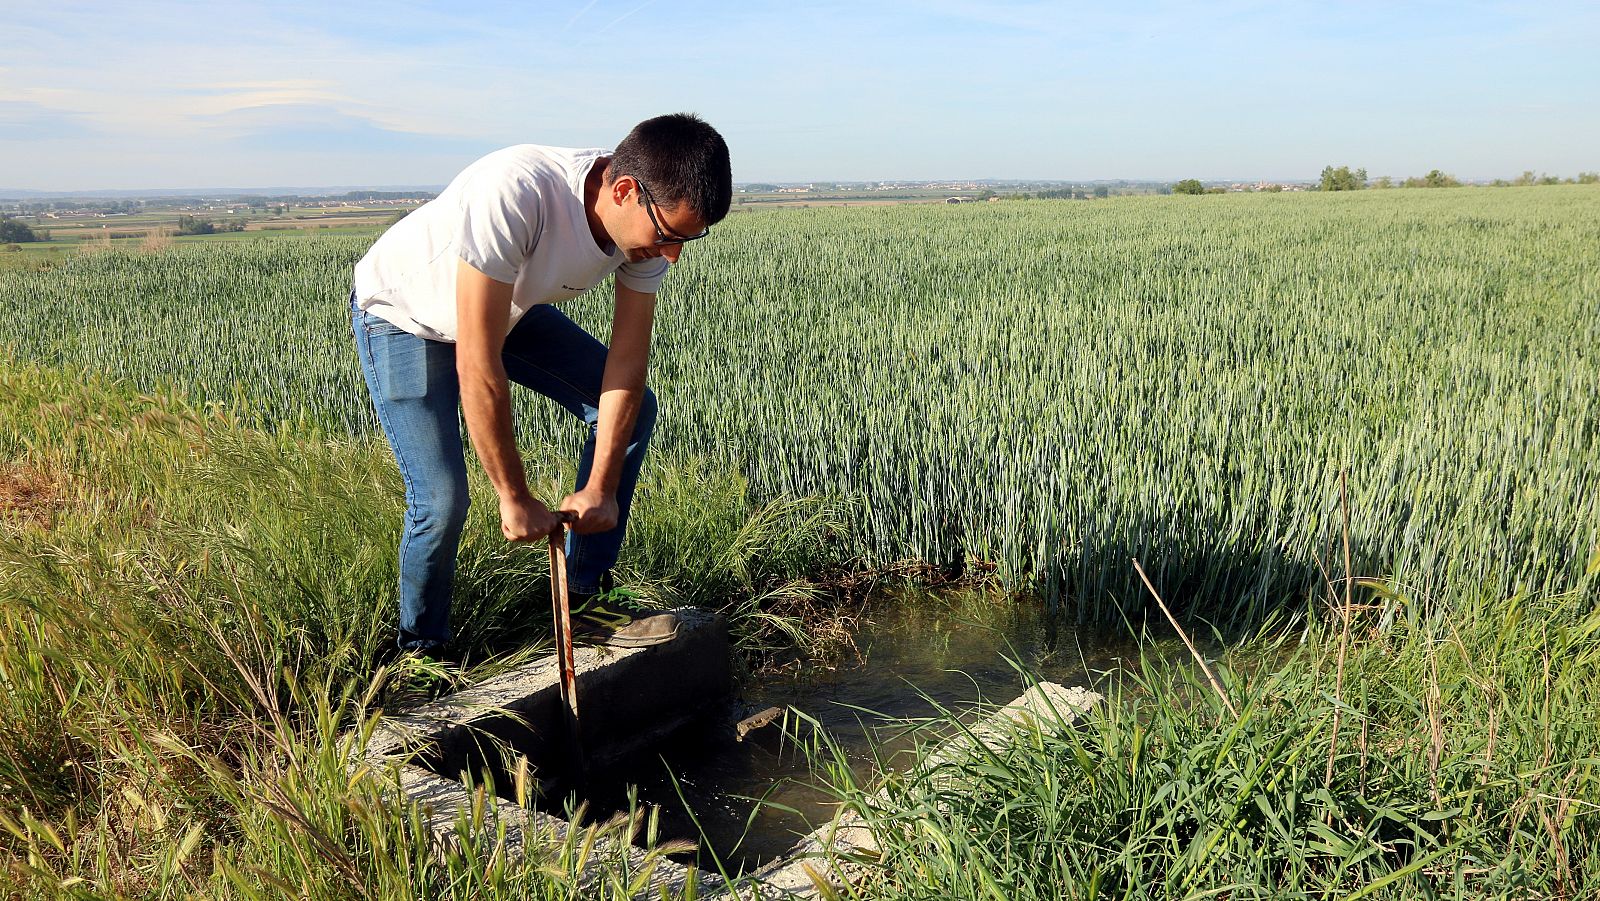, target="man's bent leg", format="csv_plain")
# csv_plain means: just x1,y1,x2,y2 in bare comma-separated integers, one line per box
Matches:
569,387,655,590
499,305,657,594
352,304,469,650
